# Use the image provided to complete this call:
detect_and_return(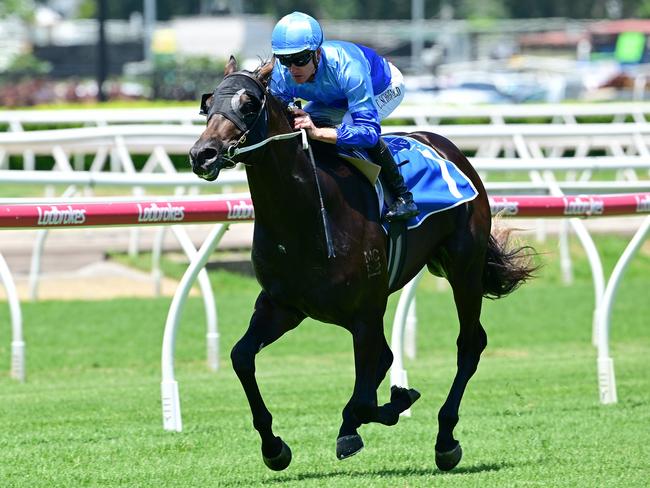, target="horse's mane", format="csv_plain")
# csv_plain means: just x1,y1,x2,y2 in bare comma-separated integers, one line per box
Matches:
251,58,275,89
252,57,274,76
